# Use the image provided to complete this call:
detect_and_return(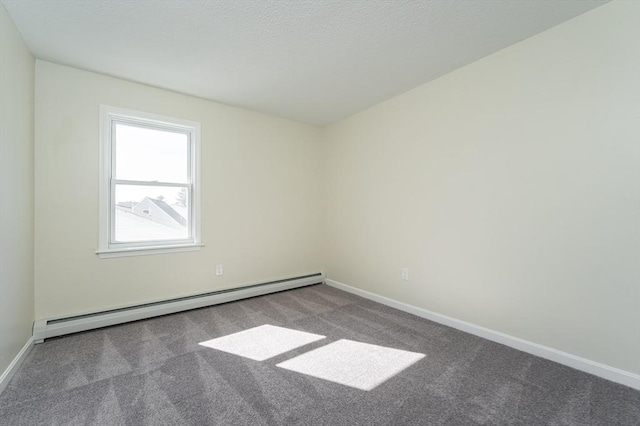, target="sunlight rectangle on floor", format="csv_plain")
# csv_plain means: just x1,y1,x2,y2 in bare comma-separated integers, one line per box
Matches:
276,339,425,391
199,324,325,361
